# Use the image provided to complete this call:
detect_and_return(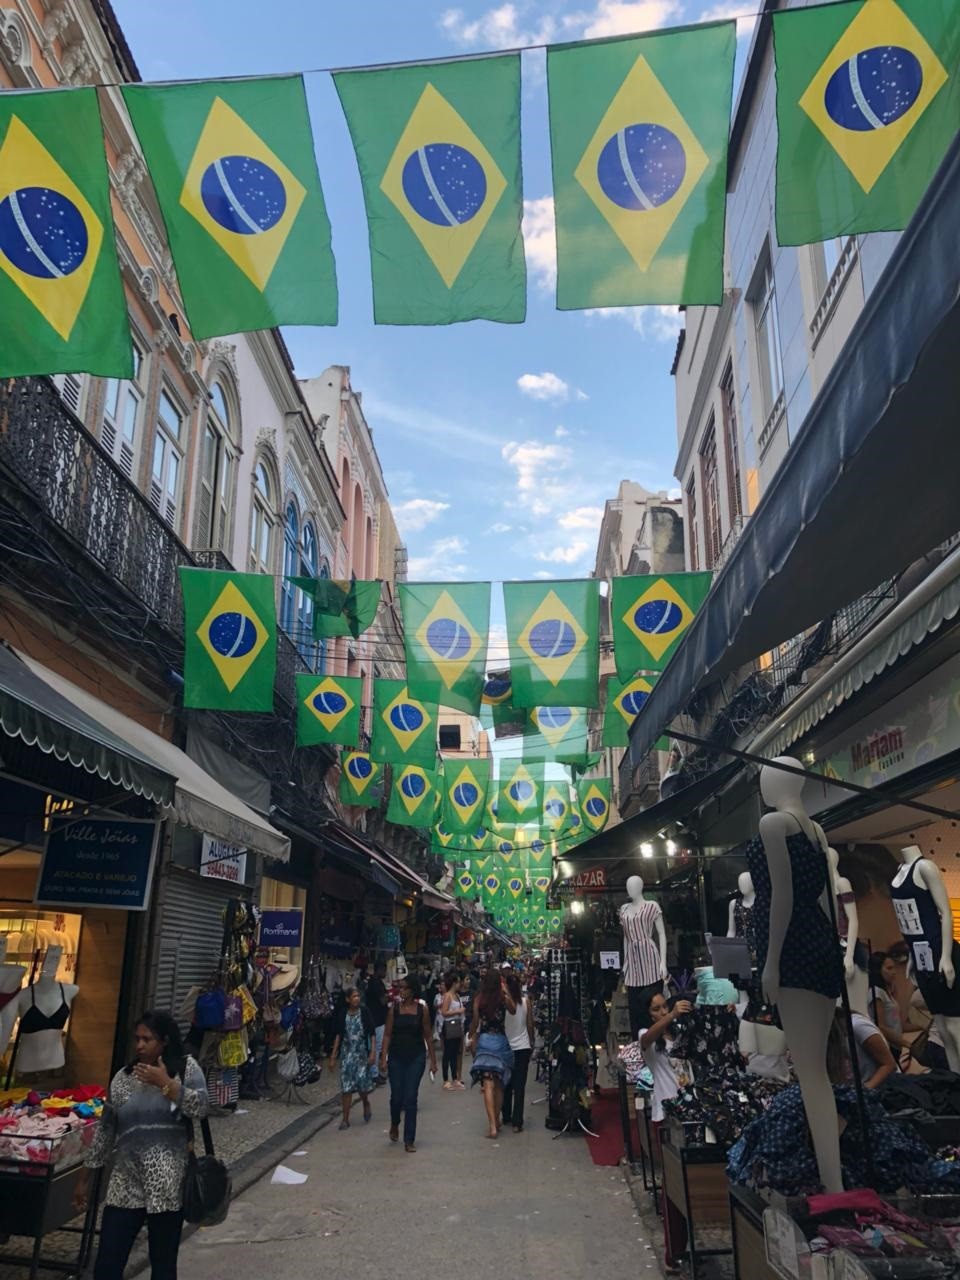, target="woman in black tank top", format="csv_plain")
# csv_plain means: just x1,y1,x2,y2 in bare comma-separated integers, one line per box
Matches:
379,975,437,1152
